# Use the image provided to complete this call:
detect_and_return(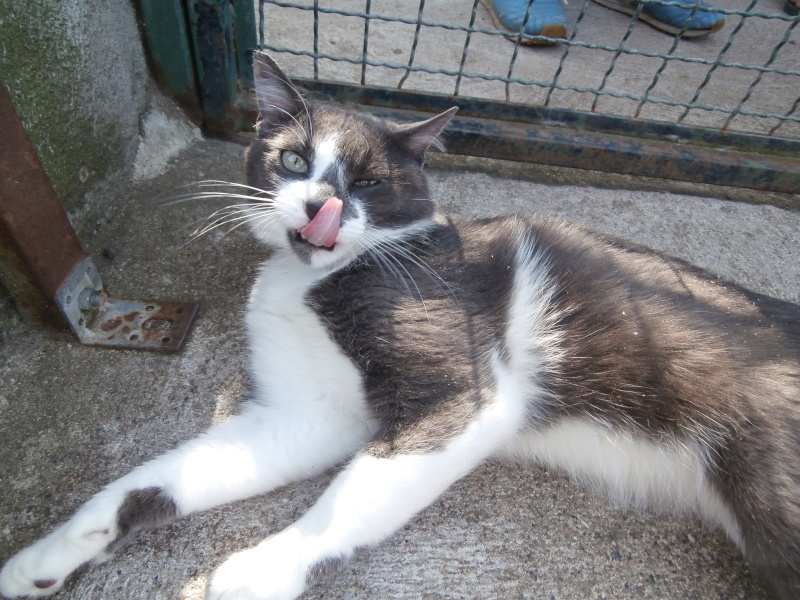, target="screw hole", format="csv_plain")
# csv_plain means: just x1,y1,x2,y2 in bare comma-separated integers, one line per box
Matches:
176,307,185,314
130,334,139,341
161,337,172,344
145,305,155,312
